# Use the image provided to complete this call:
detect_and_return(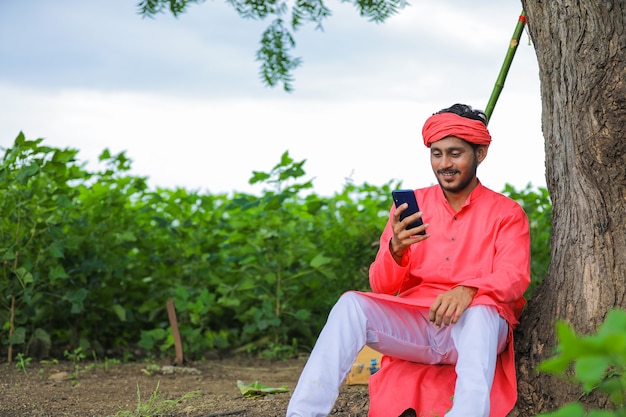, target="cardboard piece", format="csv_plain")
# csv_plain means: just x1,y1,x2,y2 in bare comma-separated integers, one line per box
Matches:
345,346,383,385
